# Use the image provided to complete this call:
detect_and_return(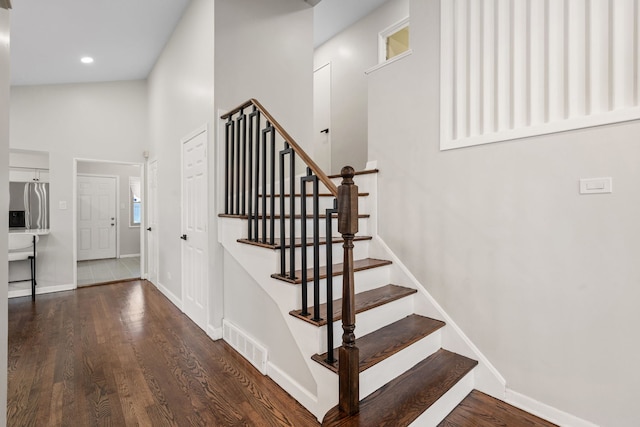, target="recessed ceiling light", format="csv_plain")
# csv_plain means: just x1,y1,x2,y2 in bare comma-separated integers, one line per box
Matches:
80,57,94,64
